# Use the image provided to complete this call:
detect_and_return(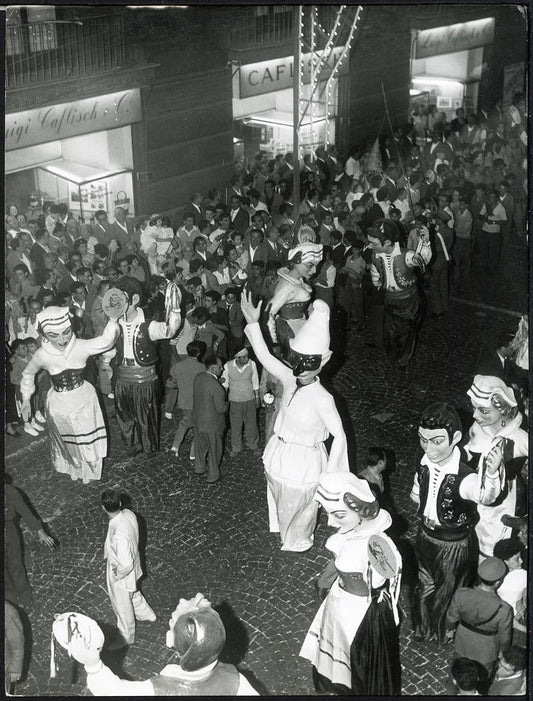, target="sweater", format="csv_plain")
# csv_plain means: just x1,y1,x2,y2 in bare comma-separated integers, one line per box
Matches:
222,360,259,403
